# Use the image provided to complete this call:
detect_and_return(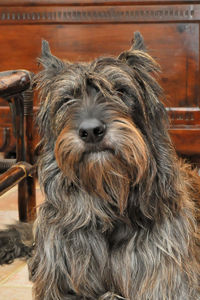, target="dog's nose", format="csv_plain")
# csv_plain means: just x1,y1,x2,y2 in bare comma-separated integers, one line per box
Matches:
78,118,106,143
